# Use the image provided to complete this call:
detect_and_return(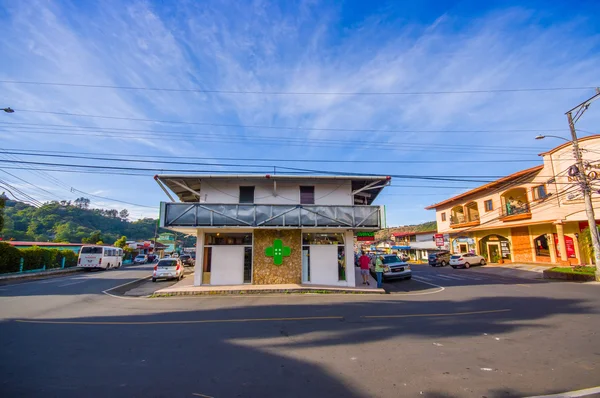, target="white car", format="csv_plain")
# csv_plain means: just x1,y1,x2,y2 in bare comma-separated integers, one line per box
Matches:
449,253,486,269
133,255,148,264
152,258,185,282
